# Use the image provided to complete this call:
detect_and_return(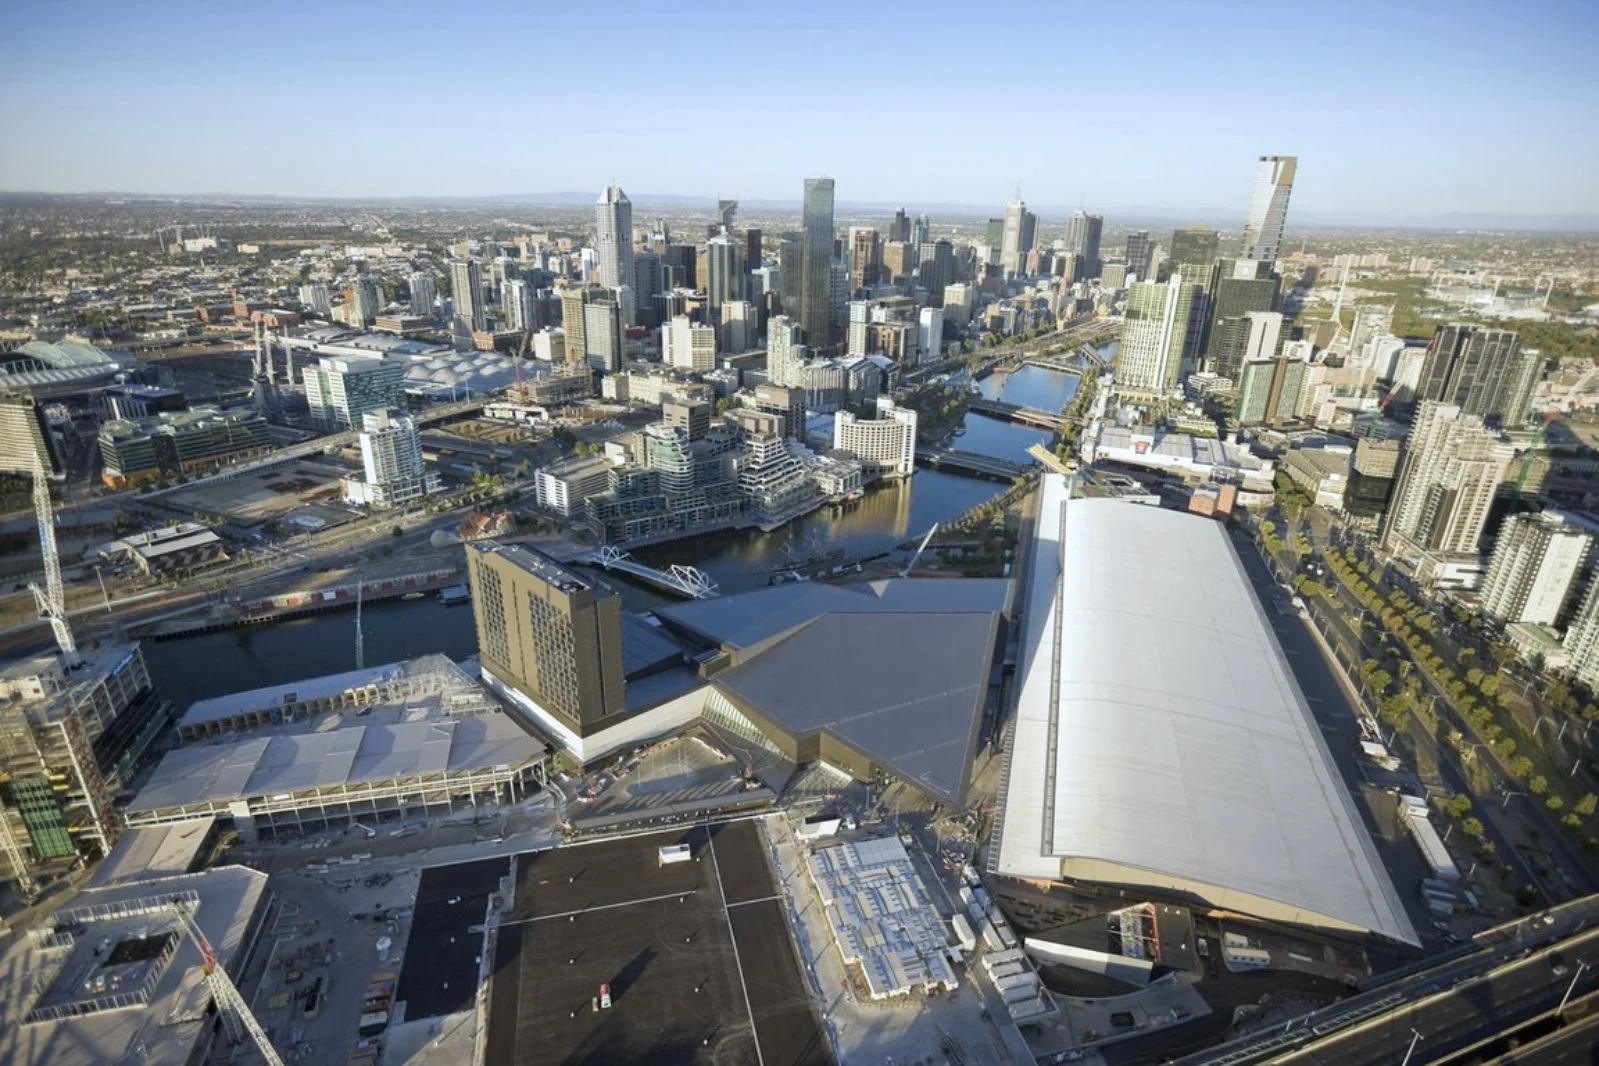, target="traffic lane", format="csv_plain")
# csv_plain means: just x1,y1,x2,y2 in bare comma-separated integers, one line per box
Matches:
1489,1007,1599,1065
1233,536,1441,945
1280,927,1599,1064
